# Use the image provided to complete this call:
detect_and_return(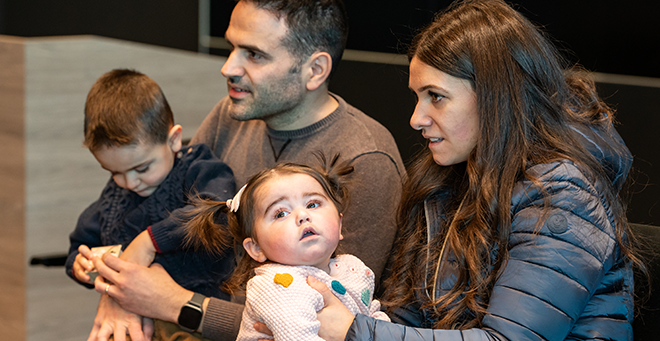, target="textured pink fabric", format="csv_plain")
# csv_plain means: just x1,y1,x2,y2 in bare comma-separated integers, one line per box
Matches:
237,254,390,341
